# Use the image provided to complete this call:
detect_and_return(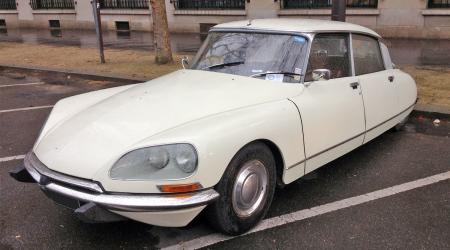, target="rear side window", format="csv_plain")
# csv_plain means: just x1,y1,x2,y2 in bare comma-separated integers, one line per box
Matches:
380,42,393,70
305,33,351,81
352,34,385,75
